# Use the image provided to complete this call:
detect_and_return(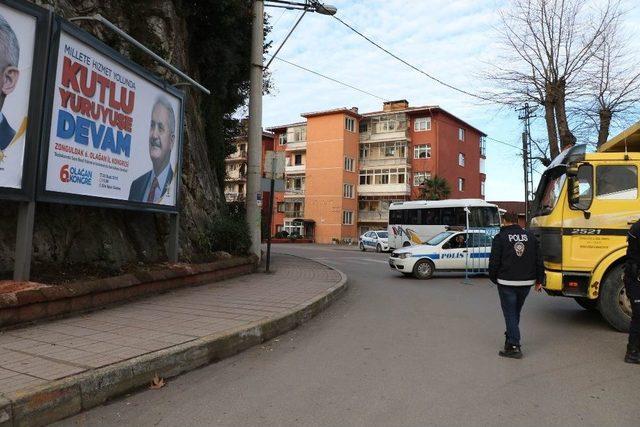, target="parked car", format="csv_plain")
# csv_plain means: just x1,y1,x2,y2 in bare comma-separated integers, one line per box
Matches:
359,230,390,252
388,230,492,279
